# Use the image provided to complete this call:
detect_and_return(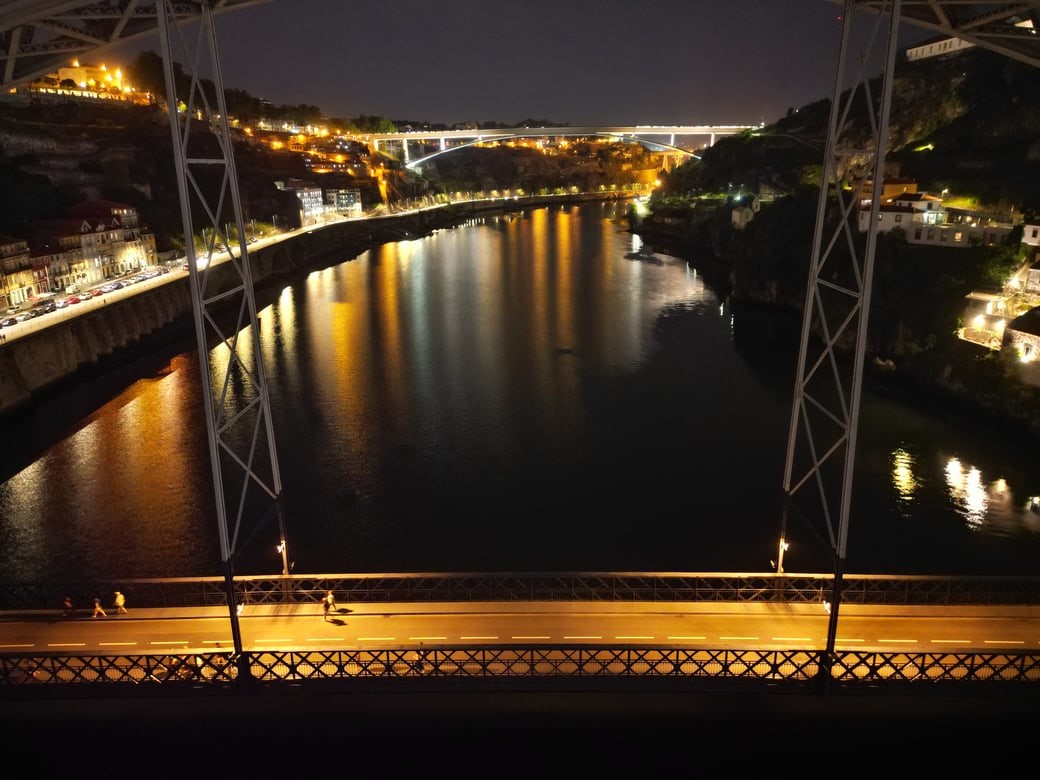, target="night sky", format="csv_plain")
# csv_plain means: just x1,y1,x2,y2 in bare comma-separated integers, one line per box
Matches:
108,0,934,127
